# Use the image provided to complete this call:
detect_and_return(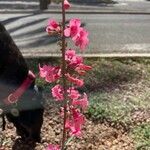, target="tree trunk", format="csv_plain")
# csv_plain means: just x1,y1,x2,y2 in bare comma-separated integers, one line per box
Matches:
39,0,48,10
48,0,51,4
